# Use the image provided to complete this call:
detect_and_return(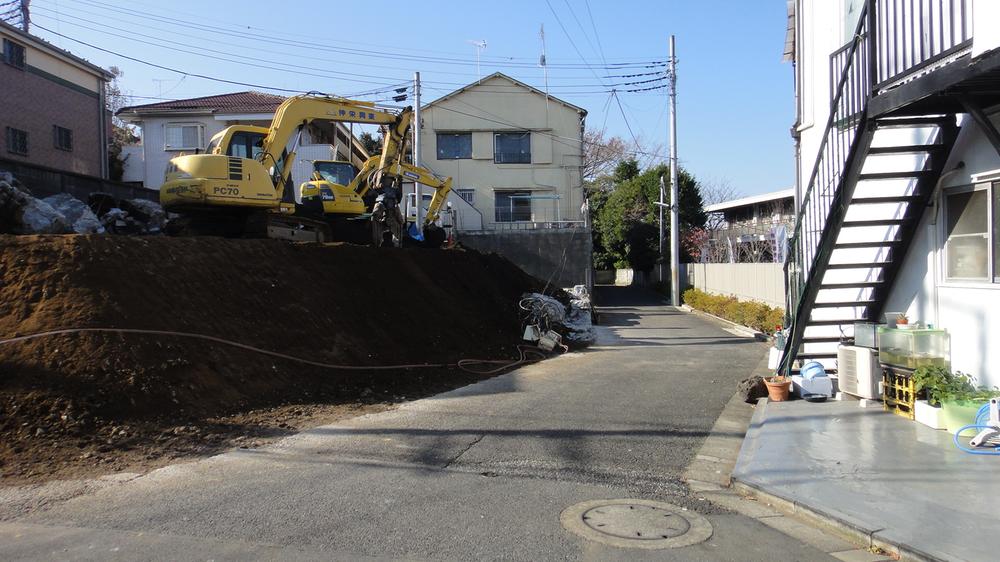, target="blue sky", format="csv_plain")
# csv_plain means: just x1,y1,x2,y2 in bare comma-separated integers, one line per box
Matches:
26,0,794,197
